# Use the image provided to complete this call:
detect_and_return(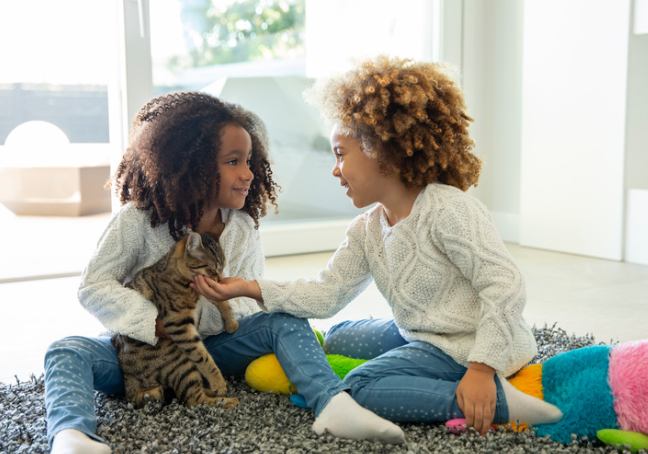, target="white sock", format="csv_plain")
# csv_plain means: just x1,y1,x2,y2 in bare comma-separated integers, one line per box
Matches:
51,429,111,454
501,379,563,425
312,392,405,444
